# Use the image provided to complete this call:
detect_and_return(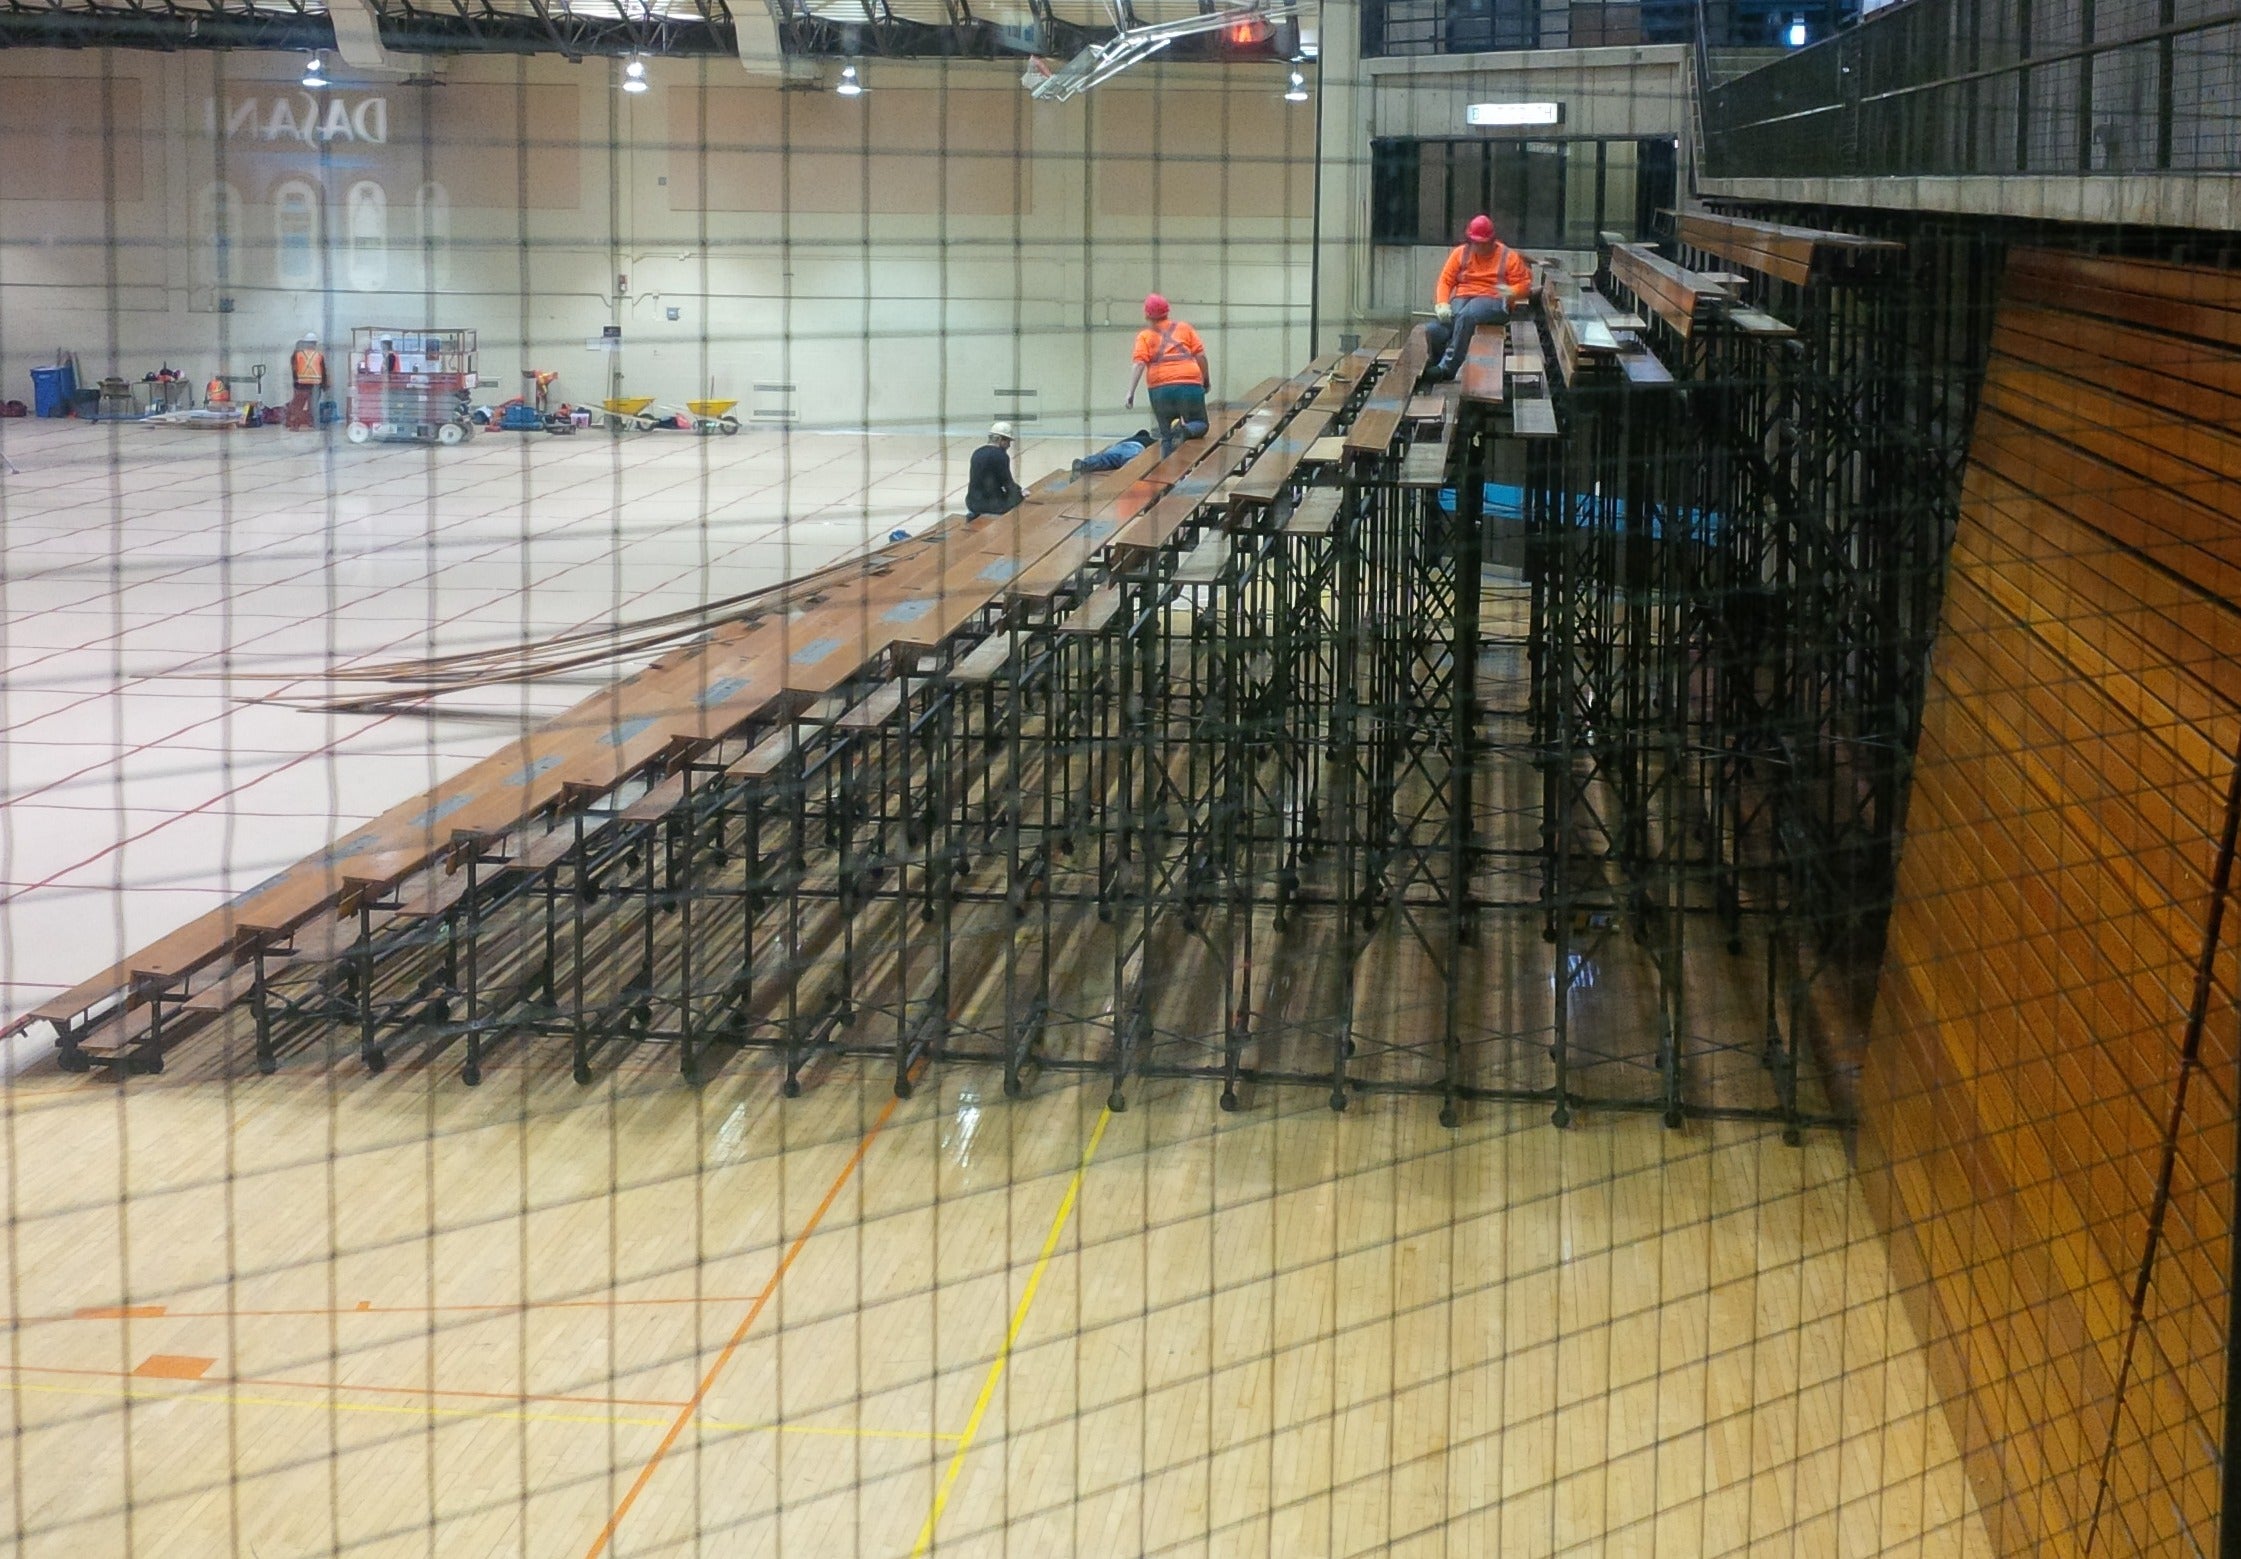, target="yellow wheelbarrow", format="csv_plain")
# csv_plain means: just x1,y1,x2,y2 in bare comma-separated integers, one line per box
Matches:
683,398,741,436
599,395,659,431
